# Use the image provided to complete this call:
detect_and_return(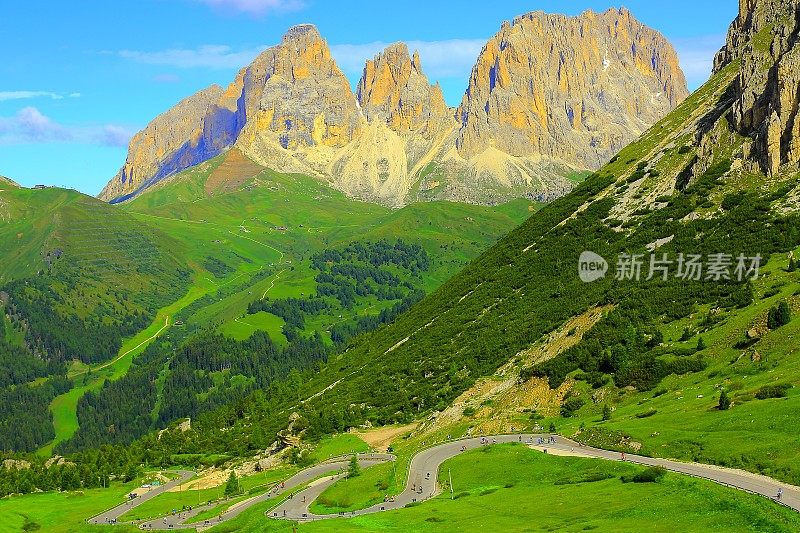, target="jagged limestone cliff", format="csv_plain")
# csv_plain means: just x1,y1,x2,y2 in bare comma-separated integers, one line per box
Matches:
456,8,687,170
102,9,688,207
356,43,451,135
713,0,800,177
